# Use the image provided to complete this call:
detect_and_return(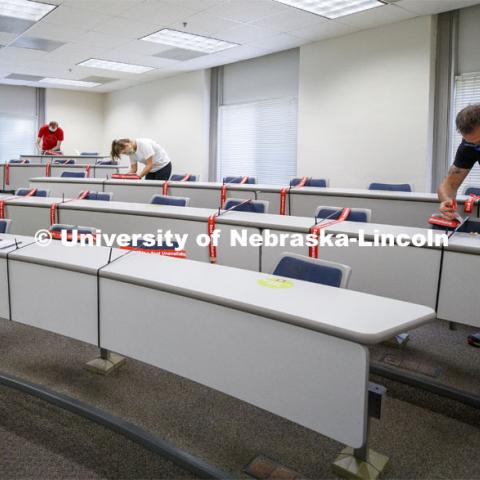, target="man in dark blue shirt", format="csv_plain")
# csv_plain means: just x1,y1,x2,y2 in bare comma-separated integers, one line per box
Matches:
438,104,480,218
437,104,480,347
